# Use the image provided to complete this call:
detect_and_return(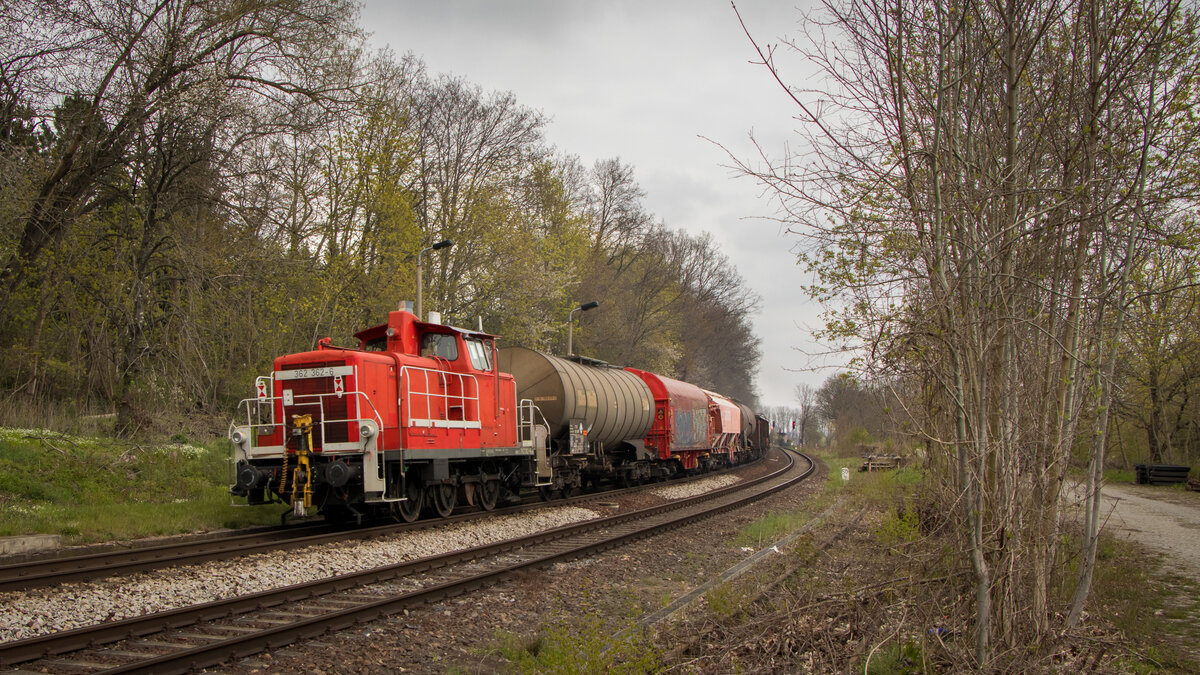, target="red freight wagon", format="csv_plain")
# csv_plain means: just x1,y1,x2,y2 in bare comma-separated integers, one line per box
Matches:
704,390,742,462
626,367,712,471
